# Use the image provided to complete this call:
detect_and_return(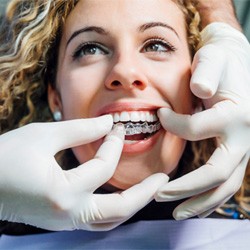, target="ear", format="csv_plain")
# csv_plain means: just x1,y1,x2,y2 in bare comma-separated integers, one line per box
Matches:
48,84,62,114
